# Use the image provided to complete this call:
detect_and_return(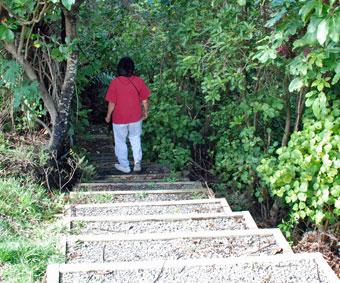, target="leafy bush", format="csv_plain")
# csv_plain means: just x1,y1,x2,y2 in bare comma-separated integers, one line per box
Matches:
258,104,340,237
143,74,203,169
